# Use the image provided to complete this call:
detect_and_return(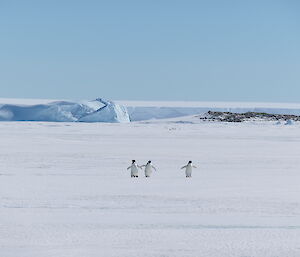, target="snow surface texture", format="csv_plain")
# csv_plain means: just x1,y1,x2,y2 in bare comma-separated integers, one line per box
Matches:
0,119,300,257
0,99,130,123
